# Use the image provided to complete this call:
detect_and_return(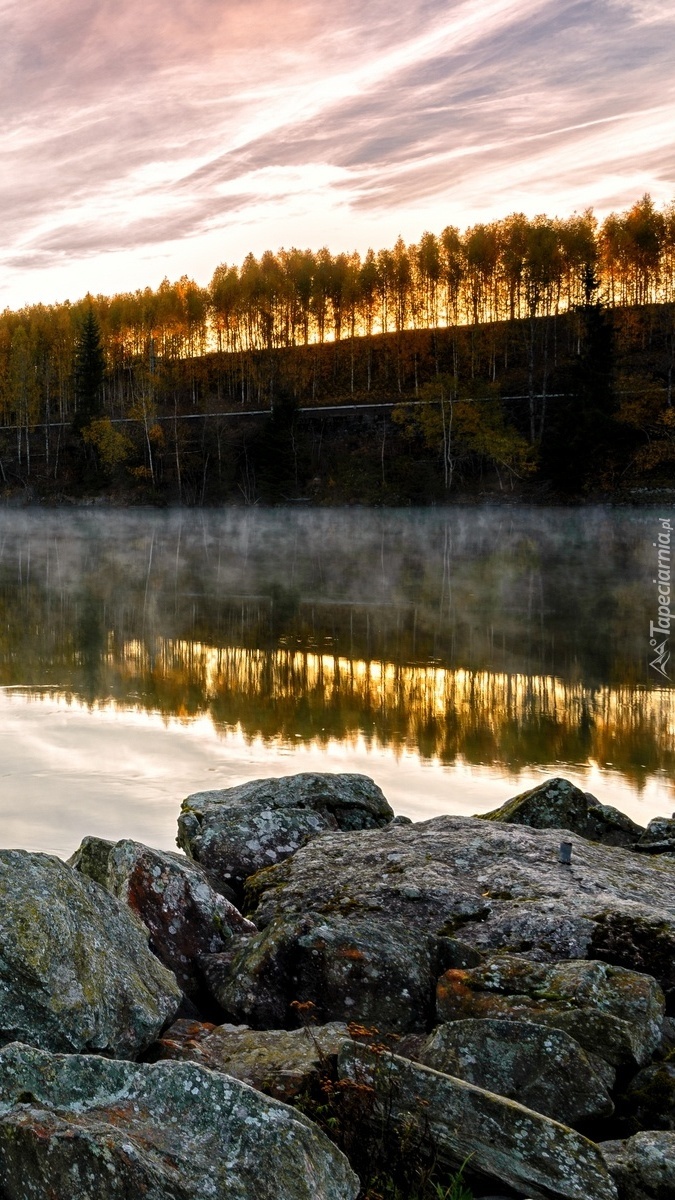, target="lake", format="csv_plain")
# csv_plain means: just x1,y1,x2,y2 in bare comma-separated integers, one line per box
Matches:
0,505,672,858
